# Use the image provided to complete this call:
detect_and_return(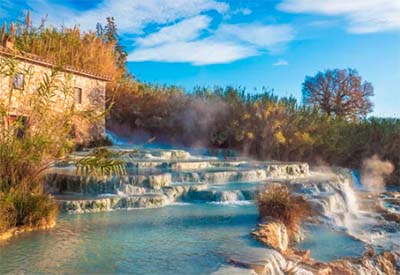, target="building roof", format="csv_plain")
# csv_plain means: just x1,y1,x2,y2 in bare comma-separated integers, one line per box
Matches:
0,46,112,82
